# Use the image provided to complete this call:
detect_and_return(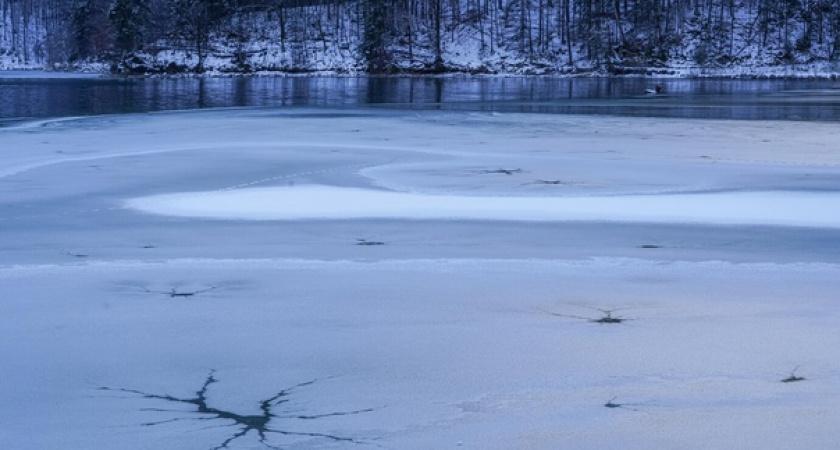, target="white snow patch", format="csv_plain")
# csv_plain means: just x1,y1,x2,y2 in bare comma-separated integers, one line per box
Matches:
127,185,840,228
